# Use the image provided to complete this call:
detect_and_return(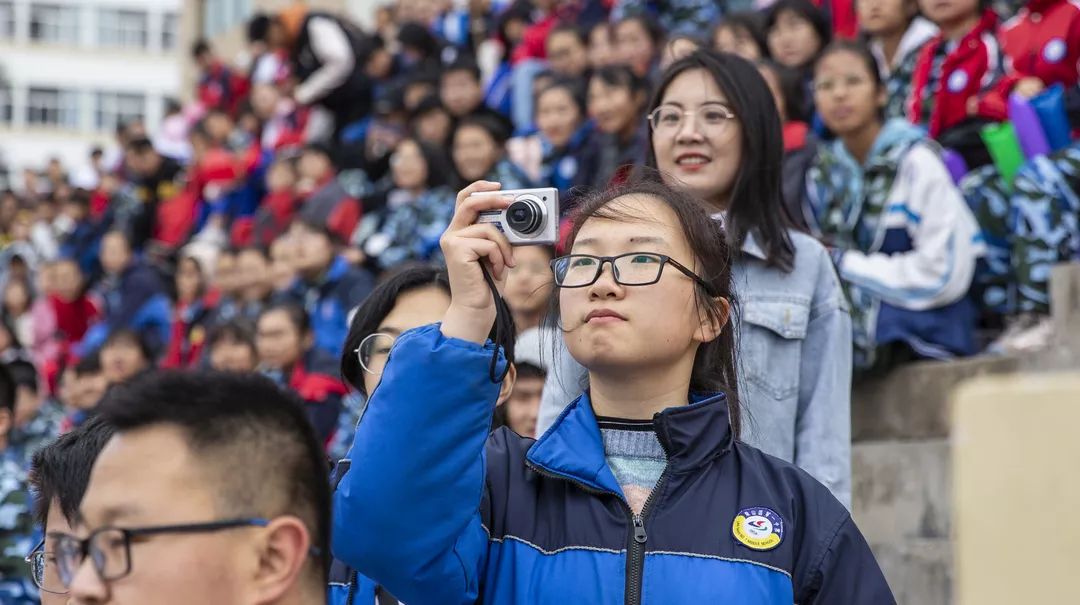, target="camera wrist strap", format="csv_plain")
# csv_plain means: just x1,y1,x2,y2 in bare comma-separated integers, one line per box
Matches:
480,262,514,383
